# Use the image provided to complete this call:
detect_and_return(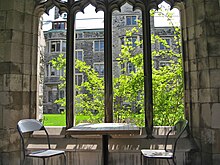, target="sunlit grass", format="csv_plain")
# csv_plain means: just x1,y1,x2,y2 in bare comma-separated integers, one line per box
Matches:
43,114,90,126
